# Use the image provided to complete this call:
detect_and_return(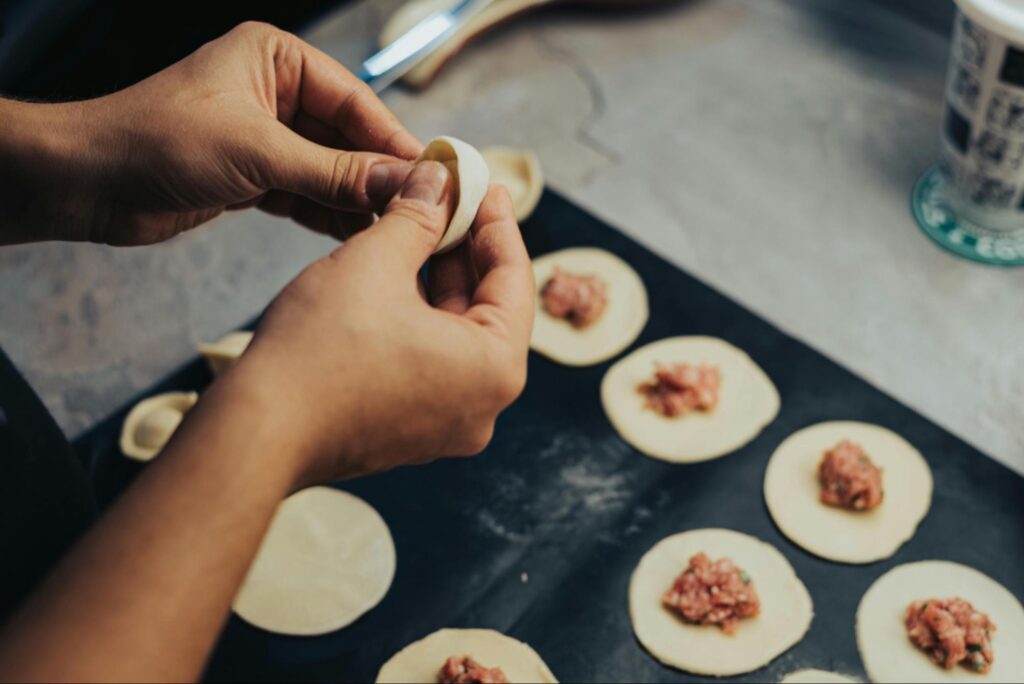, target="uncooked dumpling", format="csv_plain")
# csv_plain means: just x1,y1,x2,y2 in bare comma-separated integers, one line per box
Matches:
856,561,1024,683
764,422,932,564
198,330,253,377
482,146,543,221
417,136,489,254
376,628,558,683
119,391,199,461
629,528,813,677
531,248,648,366
602,336,779,462
233,486,395,636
